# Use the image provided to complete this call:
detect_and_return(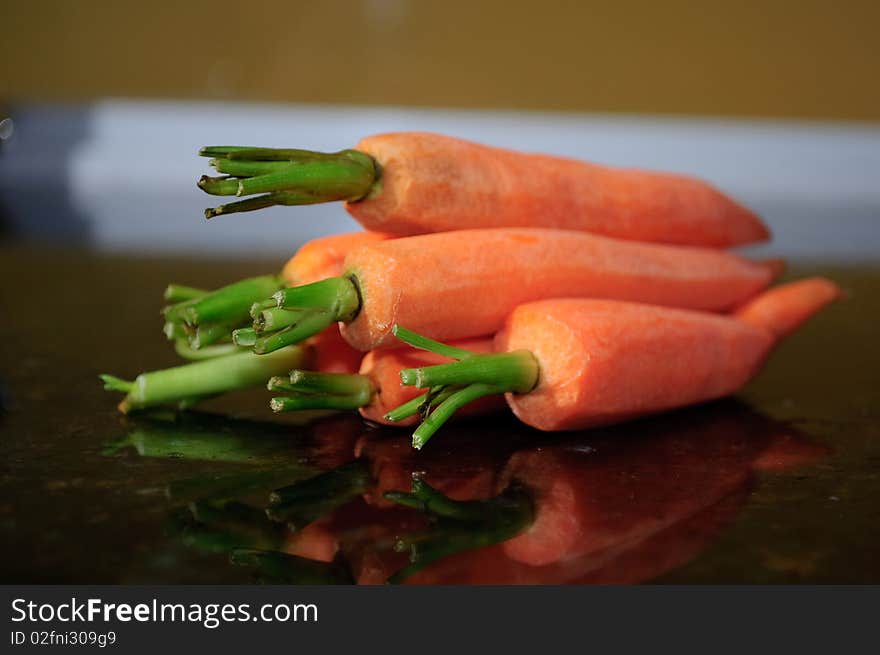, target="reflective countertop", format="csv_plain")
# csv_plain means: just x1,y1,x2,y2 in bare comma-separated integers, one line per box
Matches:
1,247,878,583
